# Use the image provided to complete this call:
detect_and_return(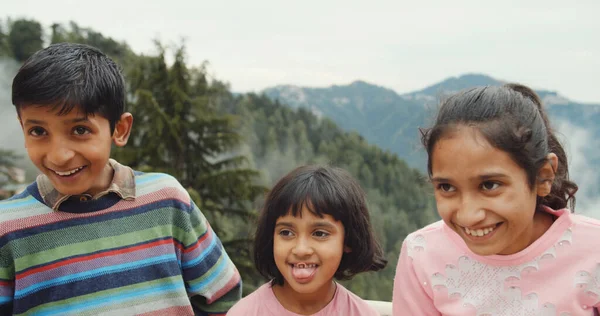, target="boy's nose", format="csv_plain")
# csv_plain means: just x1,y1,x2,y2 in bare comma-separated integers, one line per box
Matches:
47,144,76,166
